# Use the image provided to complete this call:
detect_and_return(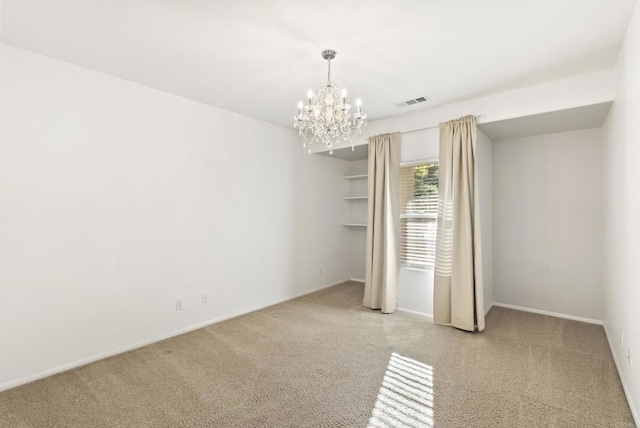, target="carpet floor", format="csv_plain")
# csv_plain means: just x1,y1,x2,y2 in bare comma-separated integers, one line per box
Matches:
0,281,635,428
